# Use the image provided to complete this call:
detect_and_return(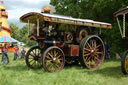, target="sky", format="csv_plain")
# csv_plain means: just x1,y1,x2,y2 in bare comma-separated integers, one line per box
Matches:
3,0,50,27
